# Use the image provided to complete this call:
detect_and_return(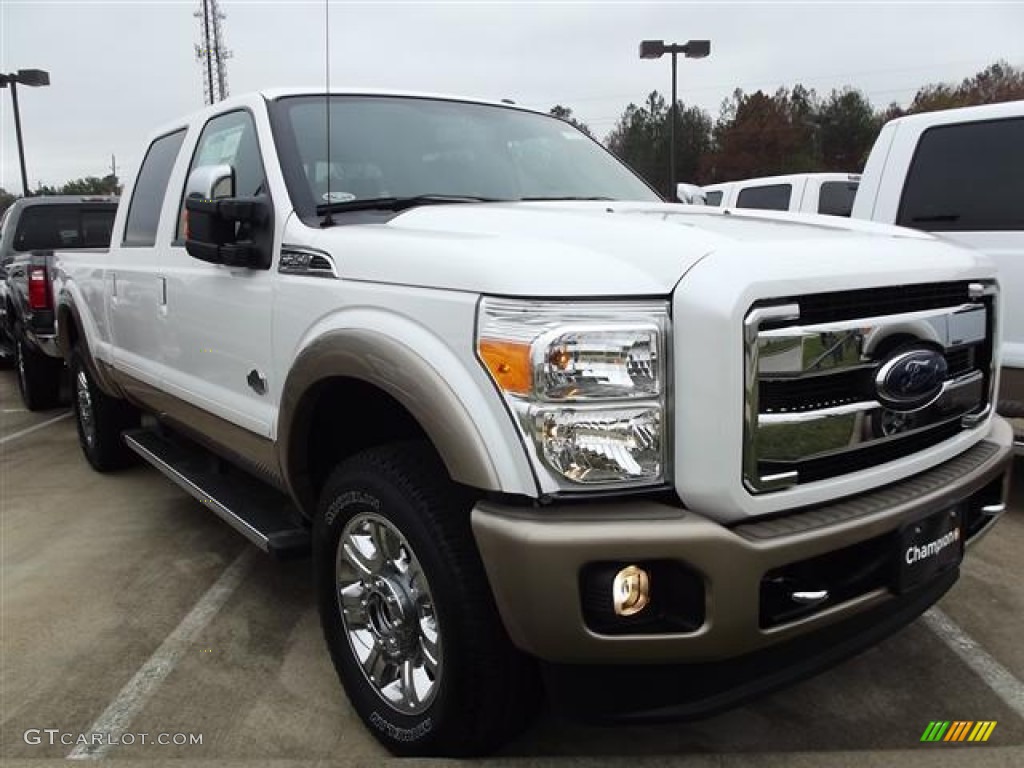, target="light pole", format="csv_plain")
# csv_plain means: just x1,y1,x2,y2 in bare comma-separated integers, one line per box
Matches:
0,69,51,196
639,40,710,199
